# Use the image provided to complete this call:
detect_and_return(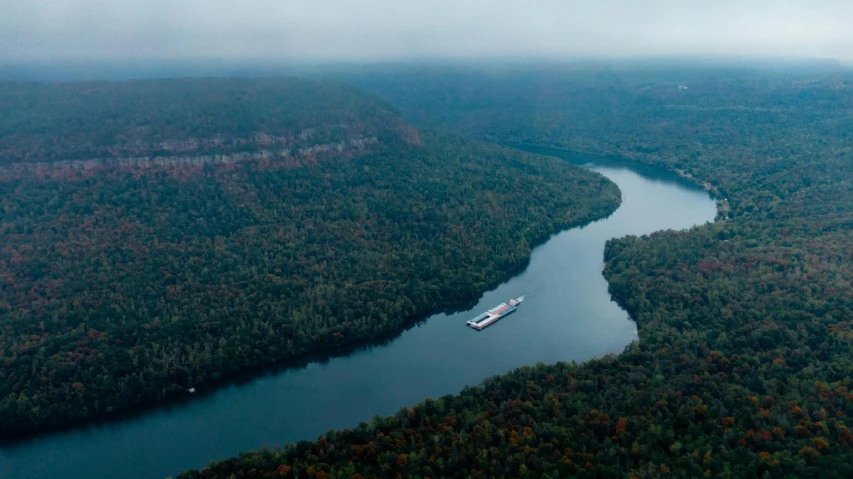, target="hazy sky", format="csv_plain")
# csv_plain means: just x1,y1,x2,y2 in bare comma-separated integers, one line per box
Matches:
2,0,852,62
